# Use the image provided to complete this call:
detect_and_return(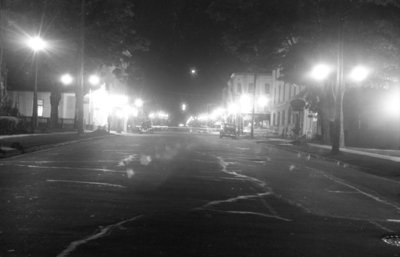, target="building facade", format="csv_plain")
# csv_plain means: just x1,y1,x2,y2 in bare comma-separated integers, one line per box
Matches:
269,69,318,139
223,73,271,133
